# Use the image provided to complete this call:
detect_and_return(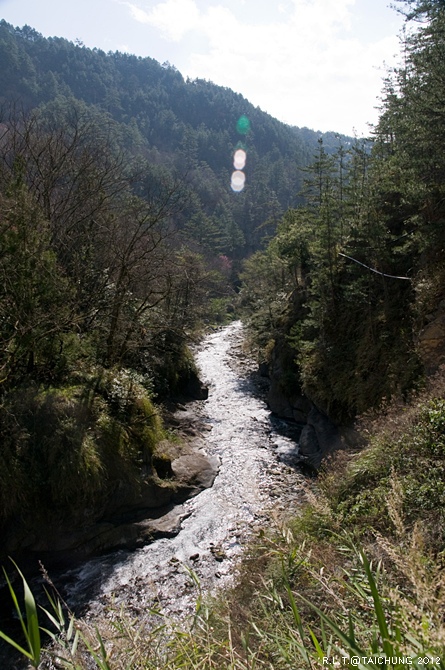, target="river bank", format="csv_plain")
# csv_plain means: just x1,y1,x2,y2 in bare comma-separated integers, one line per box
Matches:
51,321,306,624
0,321,309,668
